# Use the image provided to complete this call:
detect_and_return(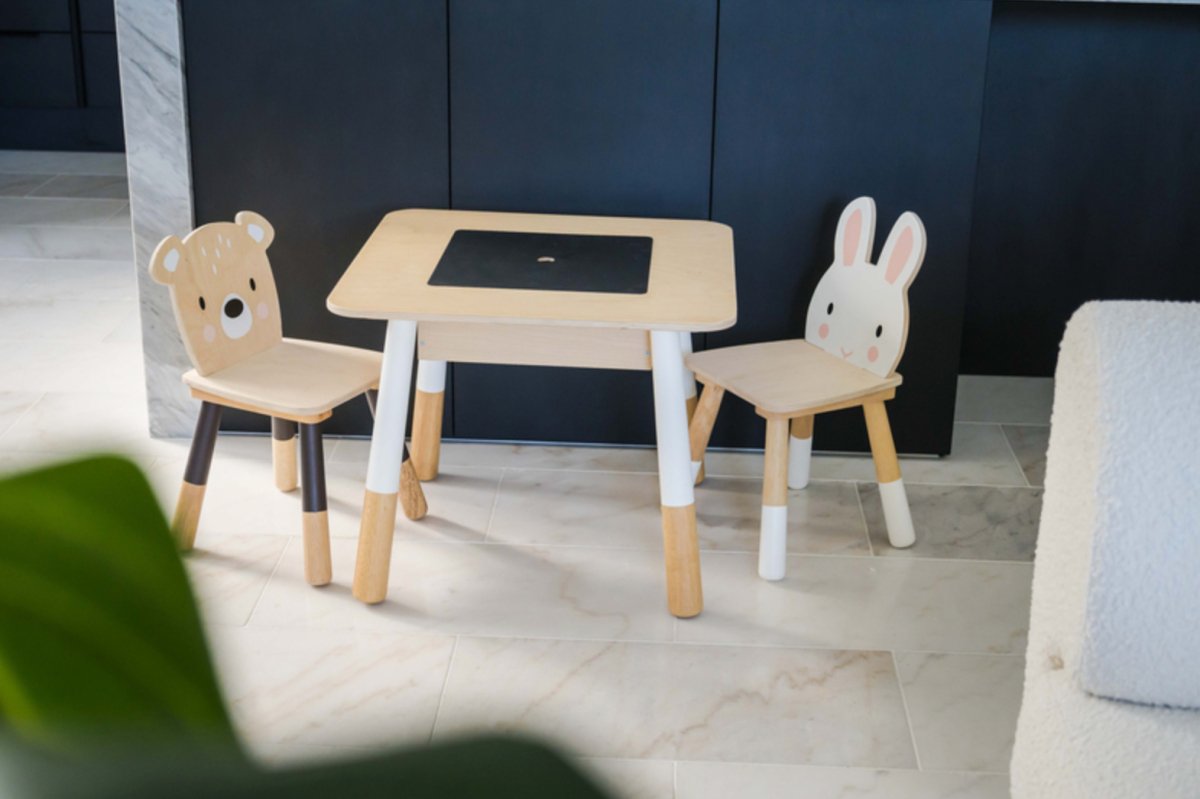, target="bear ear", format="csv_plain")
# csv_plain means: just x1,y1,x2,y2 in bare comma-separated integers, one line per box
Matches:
878,211,927,289
149,235,186,285
235,210,275,249
834,196,876,267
